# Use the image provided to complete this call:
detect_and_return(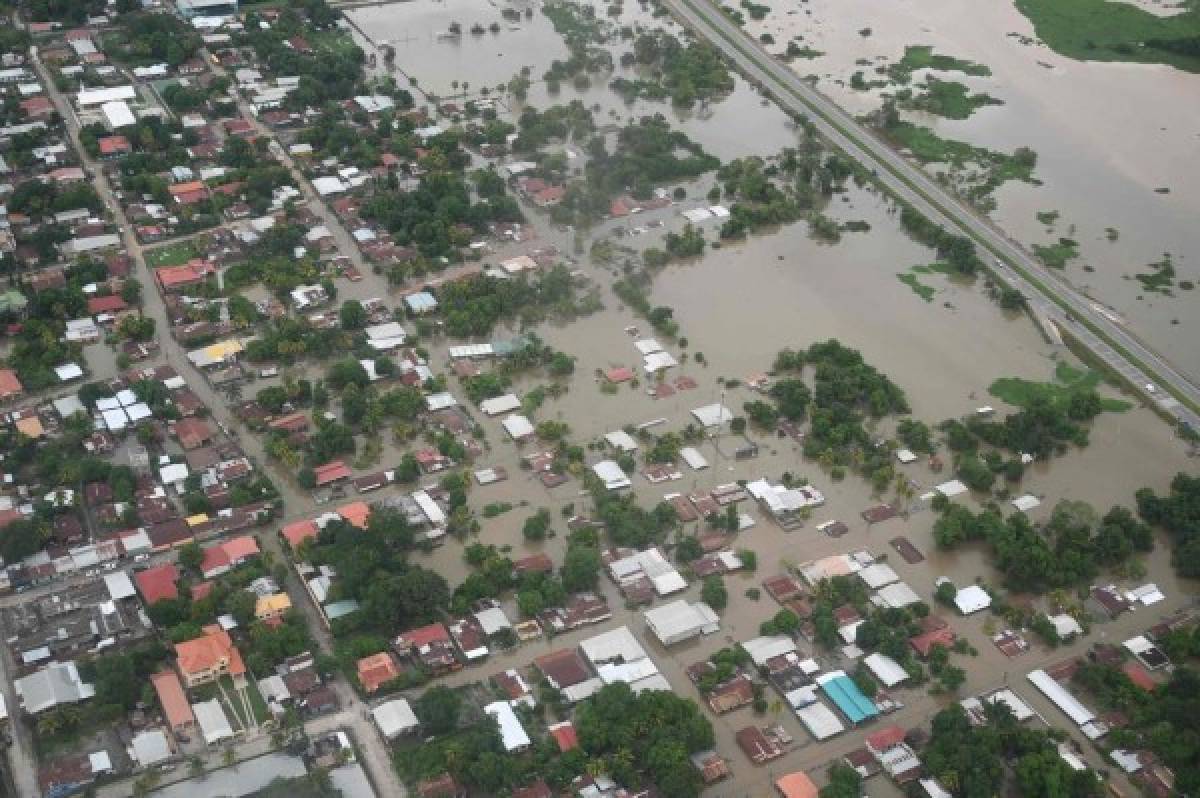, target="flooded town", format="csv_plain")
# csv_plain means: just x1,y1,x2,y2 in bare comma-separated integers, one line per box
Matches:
0,0,1196,797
